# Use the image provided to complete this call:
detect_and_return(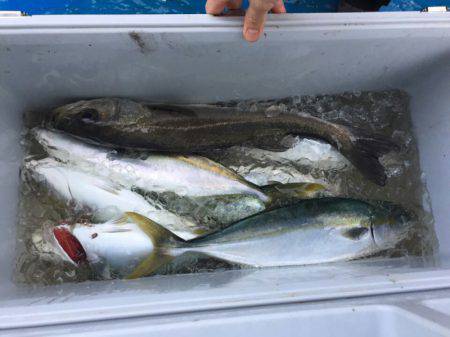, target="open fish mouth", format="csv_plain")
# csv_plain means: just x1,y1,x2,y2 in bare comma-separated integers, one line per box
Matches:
31,224,87,266
53,226,87,265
